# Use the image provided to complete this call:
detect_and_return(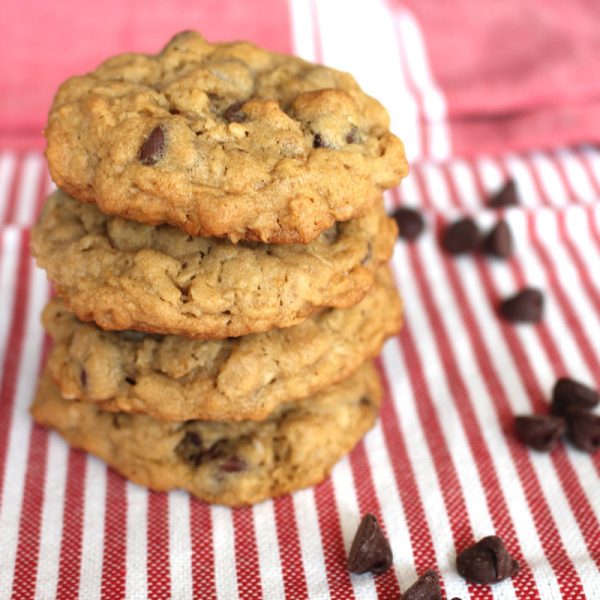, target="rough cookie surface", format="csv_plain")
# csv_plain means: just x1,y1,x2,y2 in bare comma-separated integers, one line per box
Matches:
44,268,401,421
32,191,396,338
45,31,408,243
32,364,382,506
